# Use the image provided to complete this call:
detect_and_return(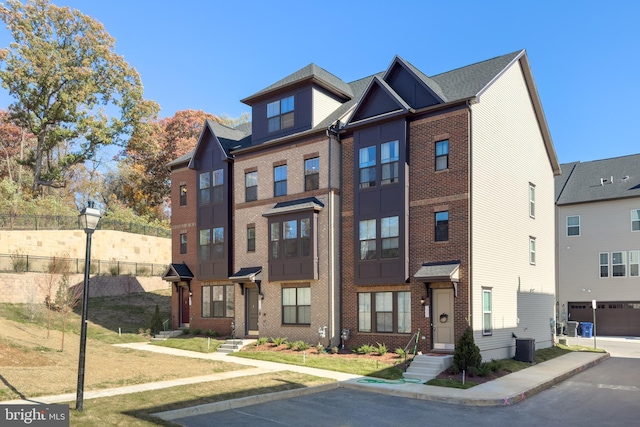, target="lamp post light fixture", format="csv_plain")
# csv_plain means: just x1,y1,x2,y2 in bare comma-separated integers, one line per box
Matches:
76,202,101,412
